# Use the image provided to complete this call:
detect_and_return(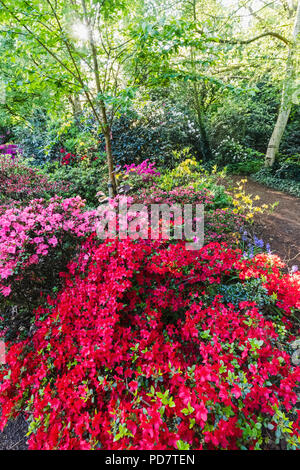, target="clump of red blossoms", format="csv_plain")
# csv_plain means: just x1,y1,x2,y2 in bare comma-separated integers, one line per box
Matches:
0,238,299,450
60,149,98,166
